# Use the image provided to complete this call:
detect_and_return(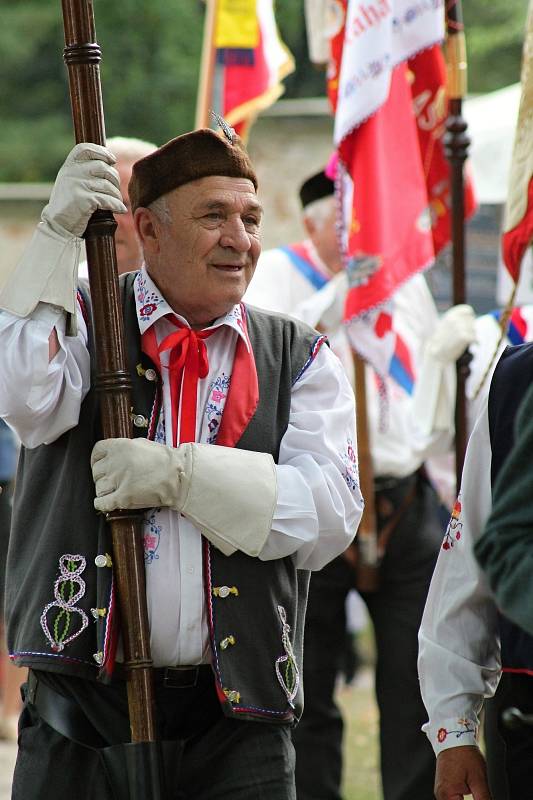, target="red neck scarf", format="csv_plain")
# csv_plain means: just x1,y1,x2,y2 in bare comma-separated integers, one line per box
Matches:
140,306,259,449
142,315,214,445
